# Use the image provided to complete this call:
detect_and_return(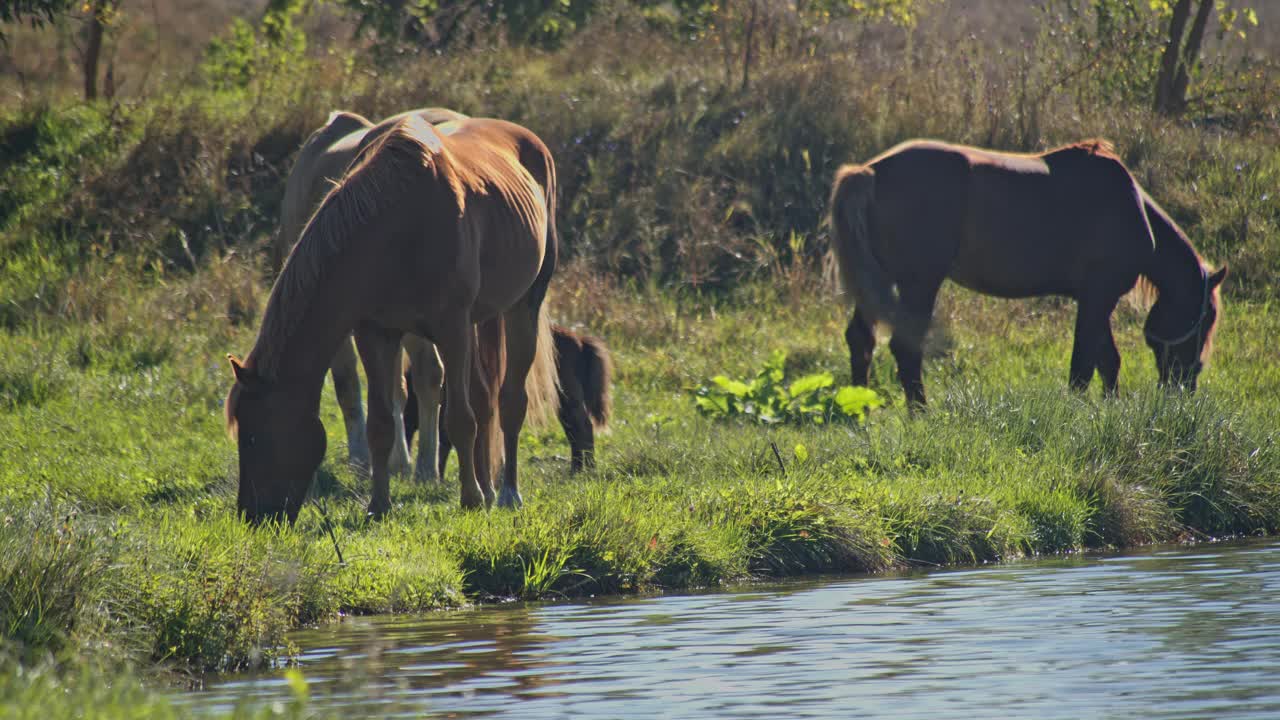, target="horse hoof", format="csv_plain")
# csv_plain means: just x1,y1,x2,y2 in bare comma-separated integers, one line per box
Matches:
366,501,391,520
460,484,487,510
496,488,523,509
413,468,440,485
